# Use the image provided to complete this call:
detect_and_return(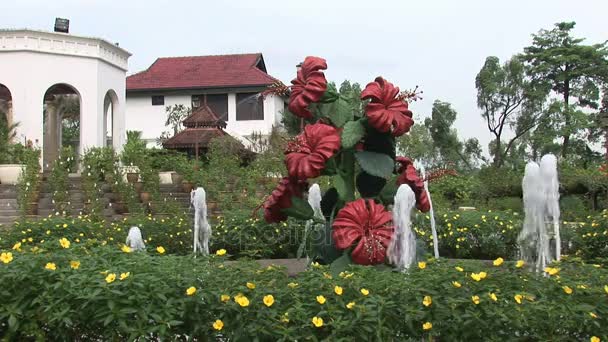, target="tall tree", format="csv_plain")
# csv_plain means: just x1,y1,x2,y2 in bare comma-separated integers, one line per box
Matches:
522,22,608,157
475,56,542,167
